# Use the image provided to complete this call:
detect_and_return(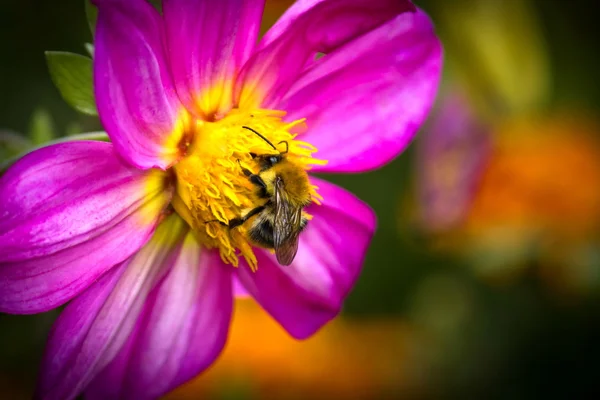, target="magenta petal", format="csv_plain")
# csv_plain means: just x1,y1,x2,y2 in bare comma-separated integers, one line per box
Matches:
163,0,265,118
84,246,232,400
35,215,188,400
236,0,416,108
36,216,233,400
236,177,376,339
282,9,443,173
261,0,413,48
35,262,128,400
93,0,185,170
0,141,171,314
232,275,250,298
